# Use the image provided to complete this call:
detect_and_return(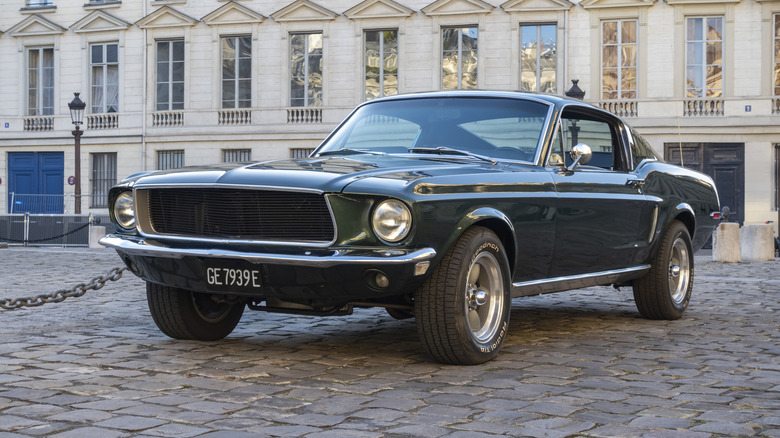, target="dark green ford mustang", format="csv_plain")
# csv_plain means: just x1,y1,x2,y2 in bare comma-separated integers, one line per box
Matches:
101,91,722,364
